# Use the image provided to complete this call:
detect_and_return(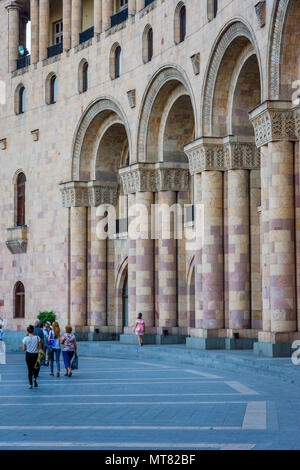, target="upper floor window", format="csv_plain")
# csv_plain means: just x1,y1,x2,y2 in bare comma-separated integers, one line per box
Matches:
53,19,63,45
16,172,26,227
147,28,153,62
119,0,128,10
50,75,58,103
179,6,186,42
15,85,26,115
174,3,186,44
46,73,58,105
207,0,218,21
14,282,25,319
78,60,89,93
142,26,153,63
115,46,122,79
